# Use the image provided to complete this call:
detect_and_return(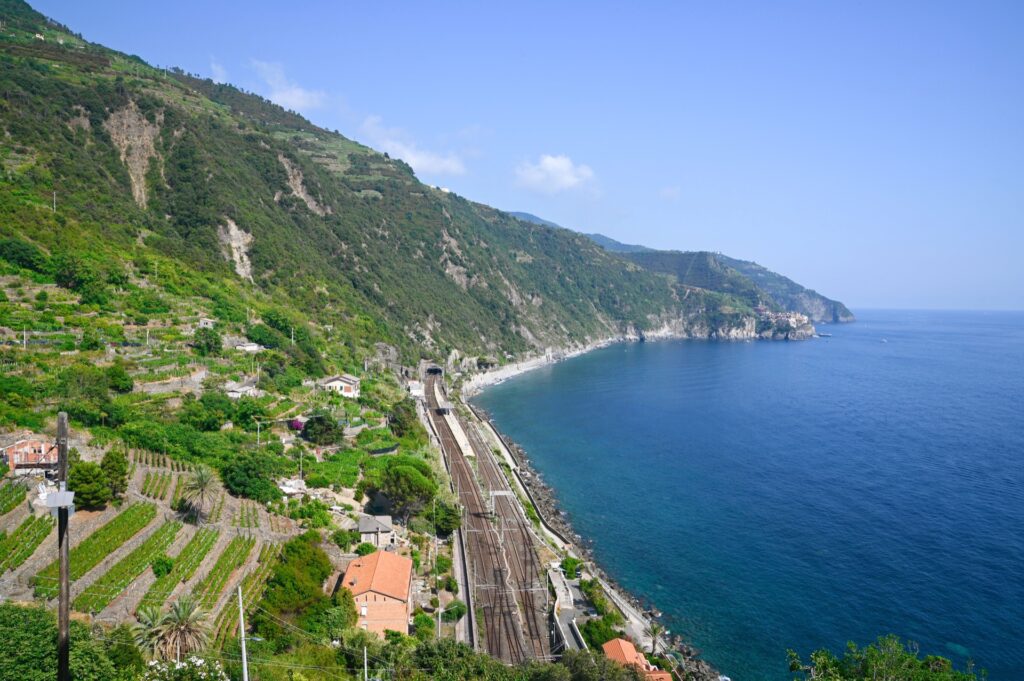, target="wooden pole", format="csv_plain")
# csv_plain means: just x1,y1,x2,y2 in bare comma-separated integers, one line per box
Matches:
57,412,70,681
